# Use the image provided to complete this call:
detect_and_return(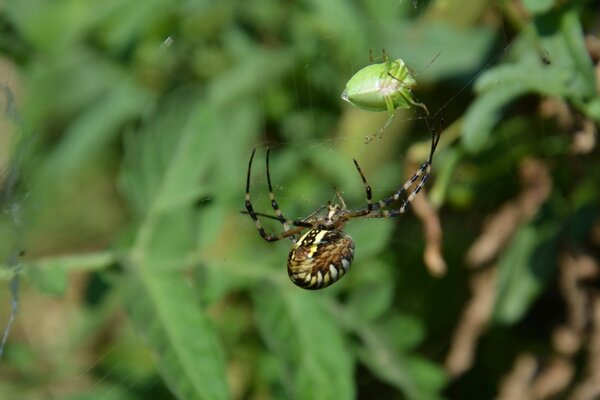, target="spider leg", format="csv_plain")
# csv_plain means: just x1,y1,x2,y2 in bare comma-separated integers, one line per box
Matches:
374,121,441,210
428,109,443,163
240,210,312,229
373,160,431,210
245,149,314,241
265,148,291,232
245,148,306,242
344,159,373,218
364,169,431,218
349,117,442,218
